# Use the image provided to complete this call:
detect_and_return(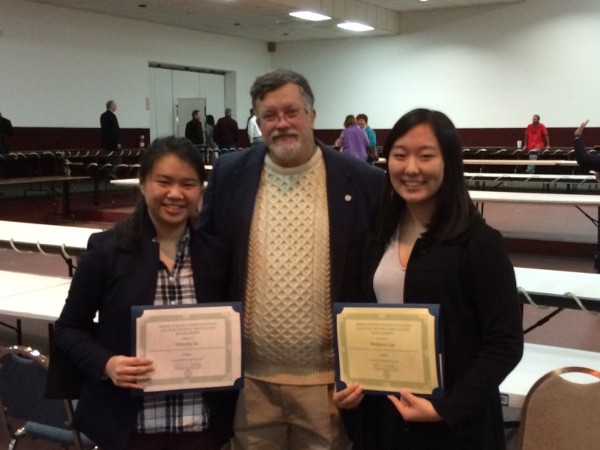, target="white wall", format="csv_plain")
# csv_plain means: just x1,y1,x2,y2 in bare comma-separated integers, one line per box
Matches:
272,0,600,129
0,0,271,128
149,68,224,139
1,0,599,132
